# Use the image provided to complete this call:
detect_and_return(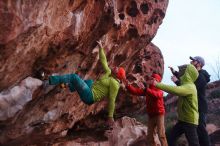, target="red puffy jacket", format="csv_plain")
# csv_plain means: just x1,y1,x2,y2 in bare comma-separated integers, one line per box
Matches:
126,74,165,116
